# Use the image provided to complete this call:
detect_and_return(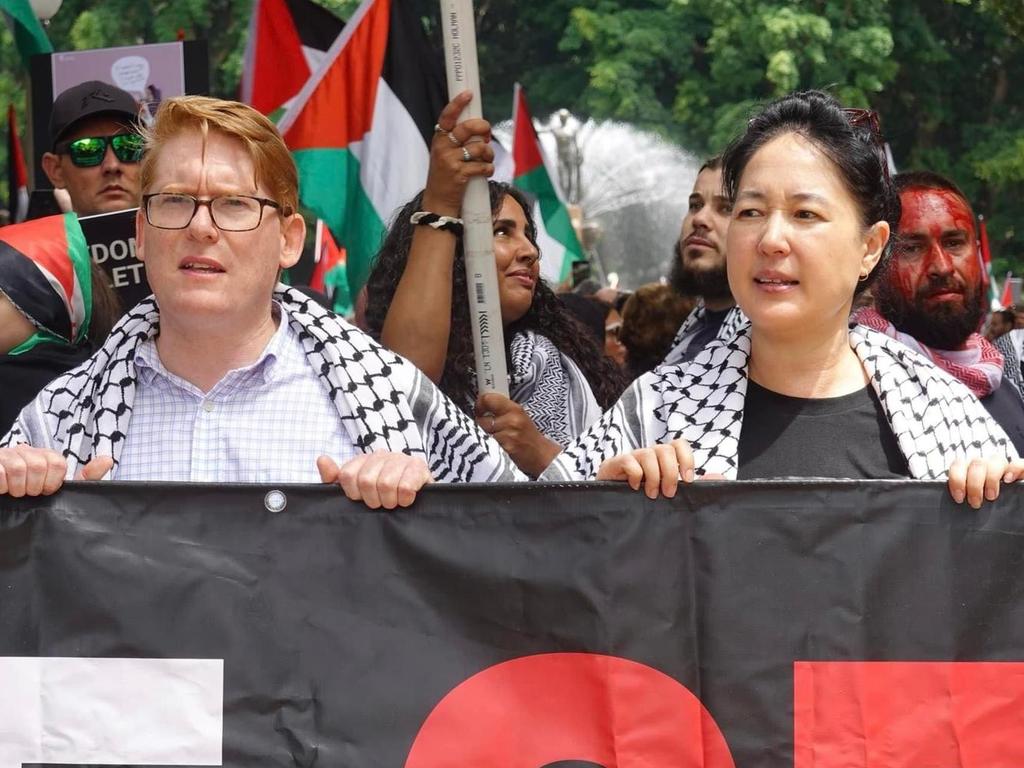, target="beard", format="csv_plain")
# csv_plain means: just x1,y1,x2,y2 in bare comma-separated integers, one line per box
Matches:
669,248,732,301
875,278,985,350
